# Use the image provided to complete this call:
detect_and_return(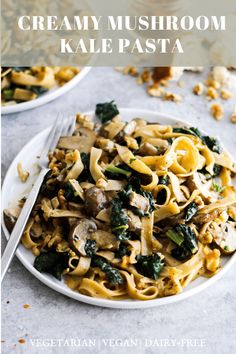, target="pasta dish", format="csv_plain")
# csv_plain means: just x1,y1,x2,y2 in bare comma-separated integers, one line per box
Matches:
1,66,80,106
4,102,236,301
